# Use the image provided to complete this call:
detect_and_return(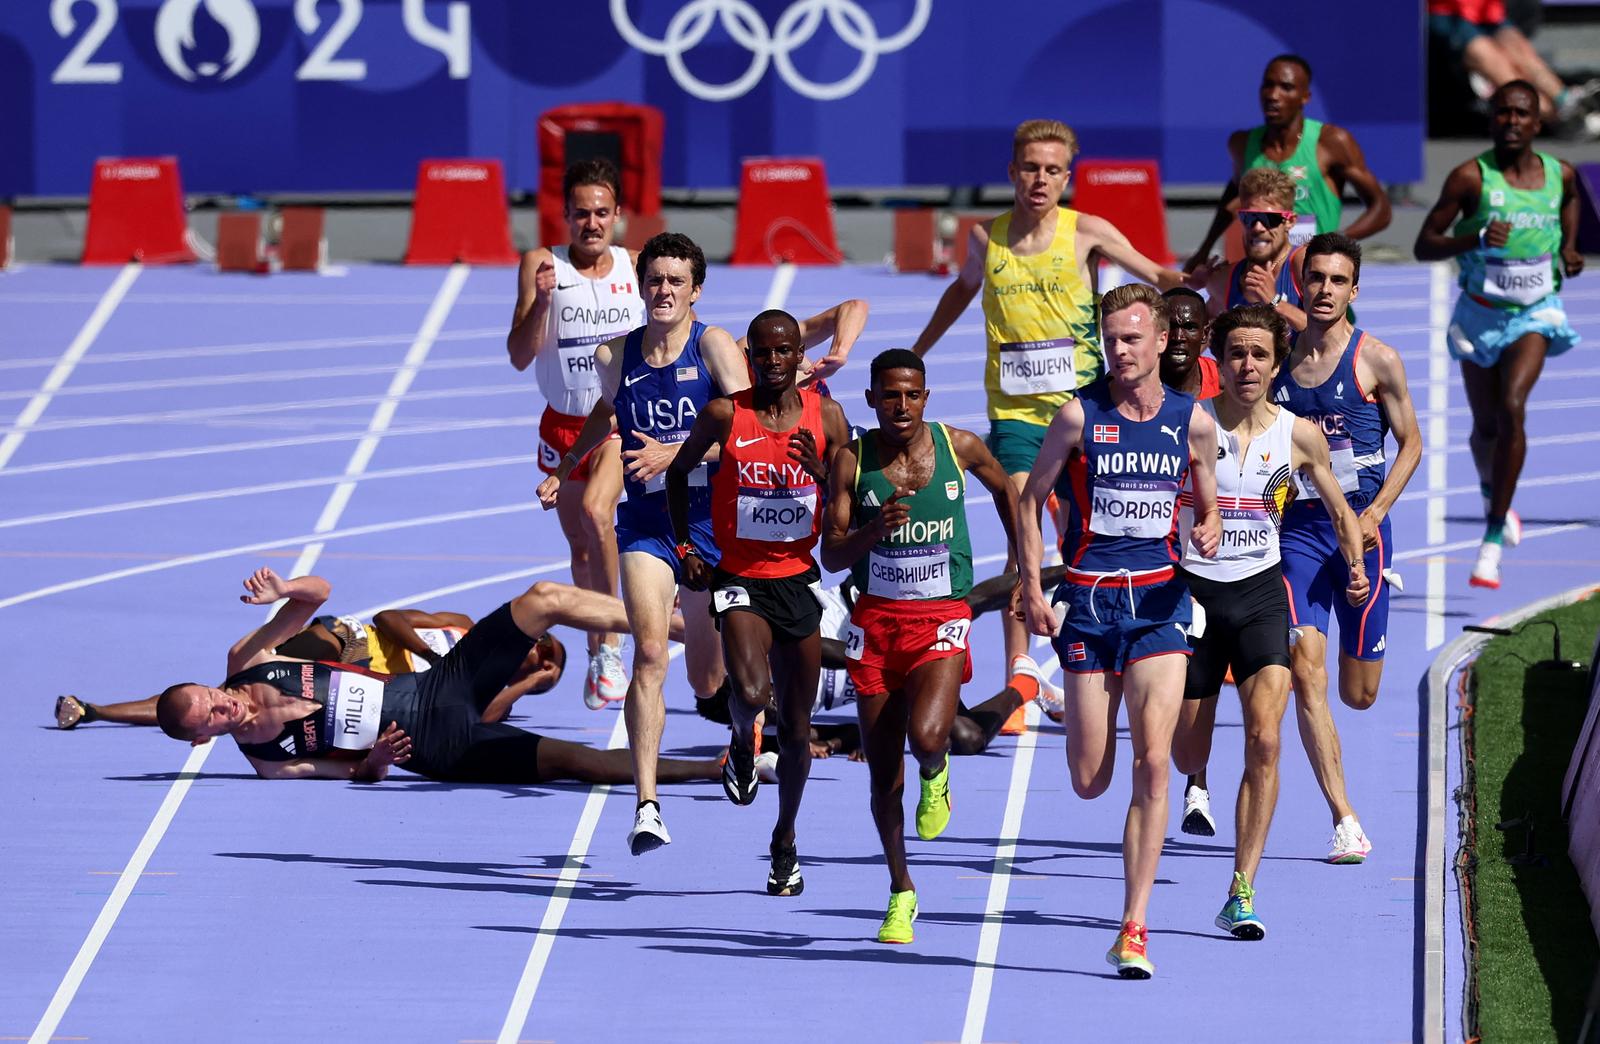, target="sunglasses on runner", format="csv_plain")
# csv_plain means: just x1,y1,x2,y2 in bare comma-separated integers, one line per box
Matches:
1238,209,1296,229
